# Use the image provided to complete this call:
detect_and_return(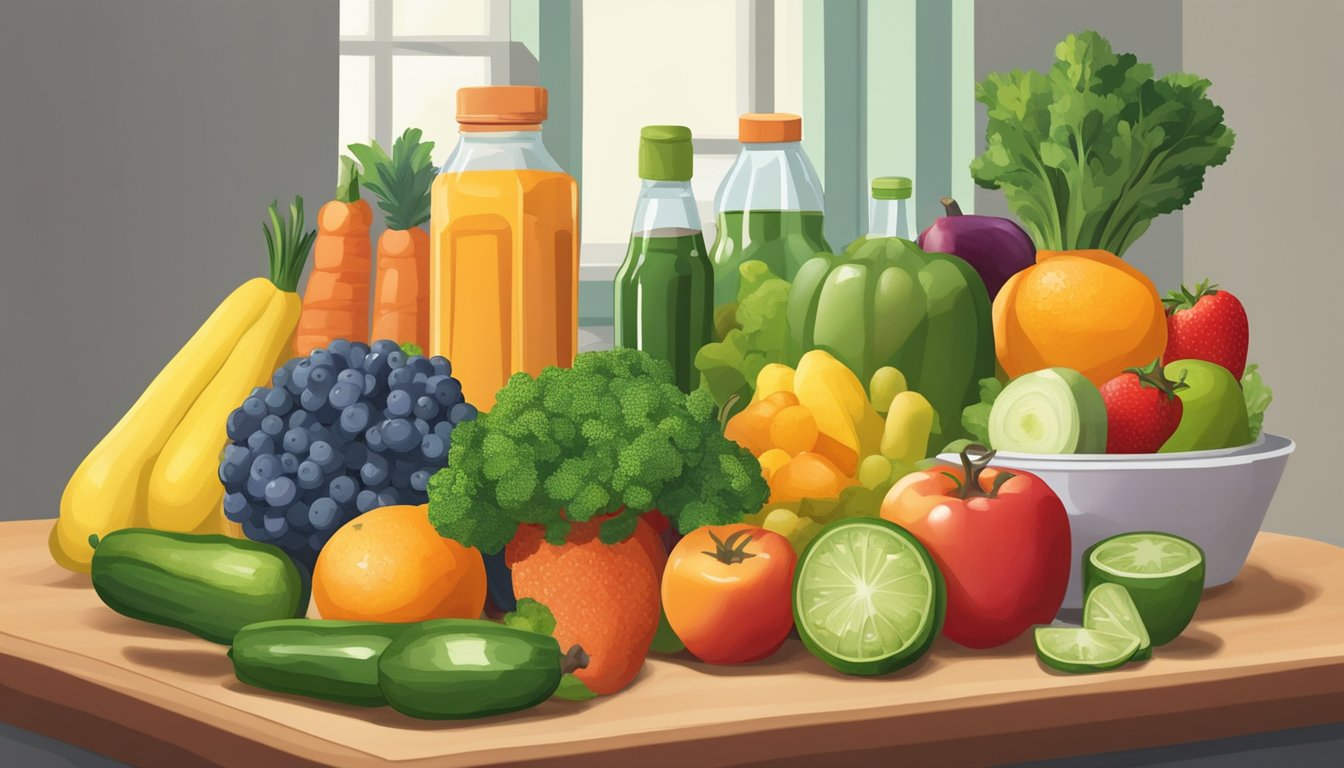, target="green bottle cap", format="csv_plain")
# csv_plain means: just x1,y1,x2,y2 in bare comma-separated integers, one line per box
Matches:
872,176,913,200
639,125,693,181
